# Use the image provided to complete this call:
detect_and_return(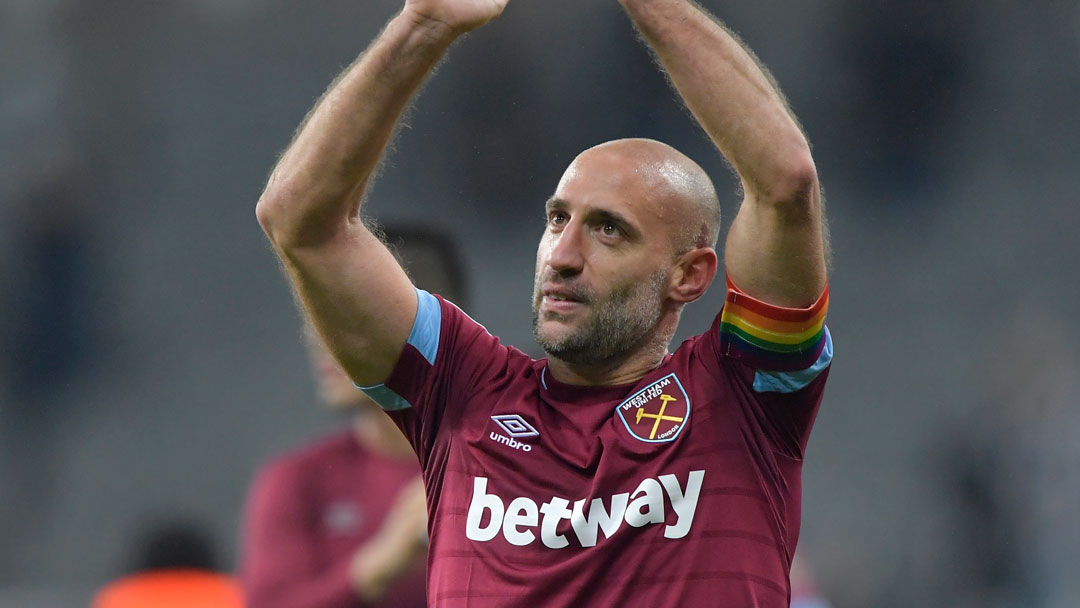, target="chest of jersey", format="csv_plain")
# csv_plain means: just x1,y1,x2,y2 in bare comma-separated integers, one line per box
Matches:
440,354,768,554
